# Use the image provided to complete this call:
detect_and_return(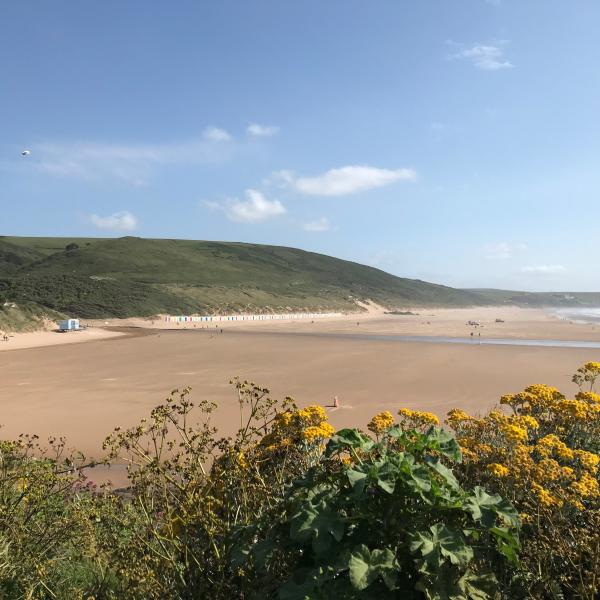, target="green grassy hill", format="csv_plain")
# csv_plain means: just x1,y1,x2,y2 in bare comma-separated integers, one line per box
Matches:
0,236,485,319
468,288,600,307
